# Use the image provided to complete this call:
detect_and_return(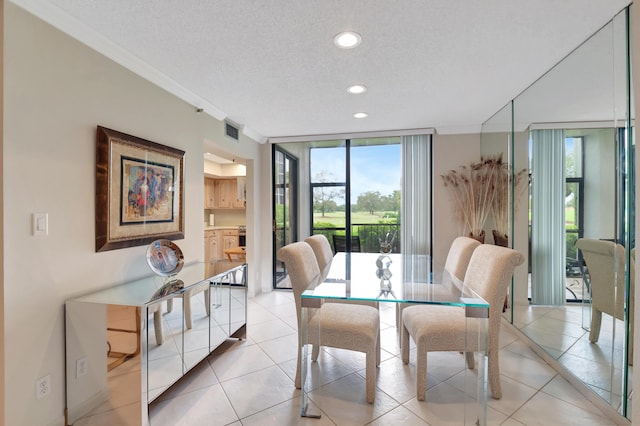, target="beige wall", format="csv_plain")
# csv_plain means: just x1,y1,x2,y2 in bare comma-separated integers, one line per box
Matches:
432,133,482,266
4,4,263,425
